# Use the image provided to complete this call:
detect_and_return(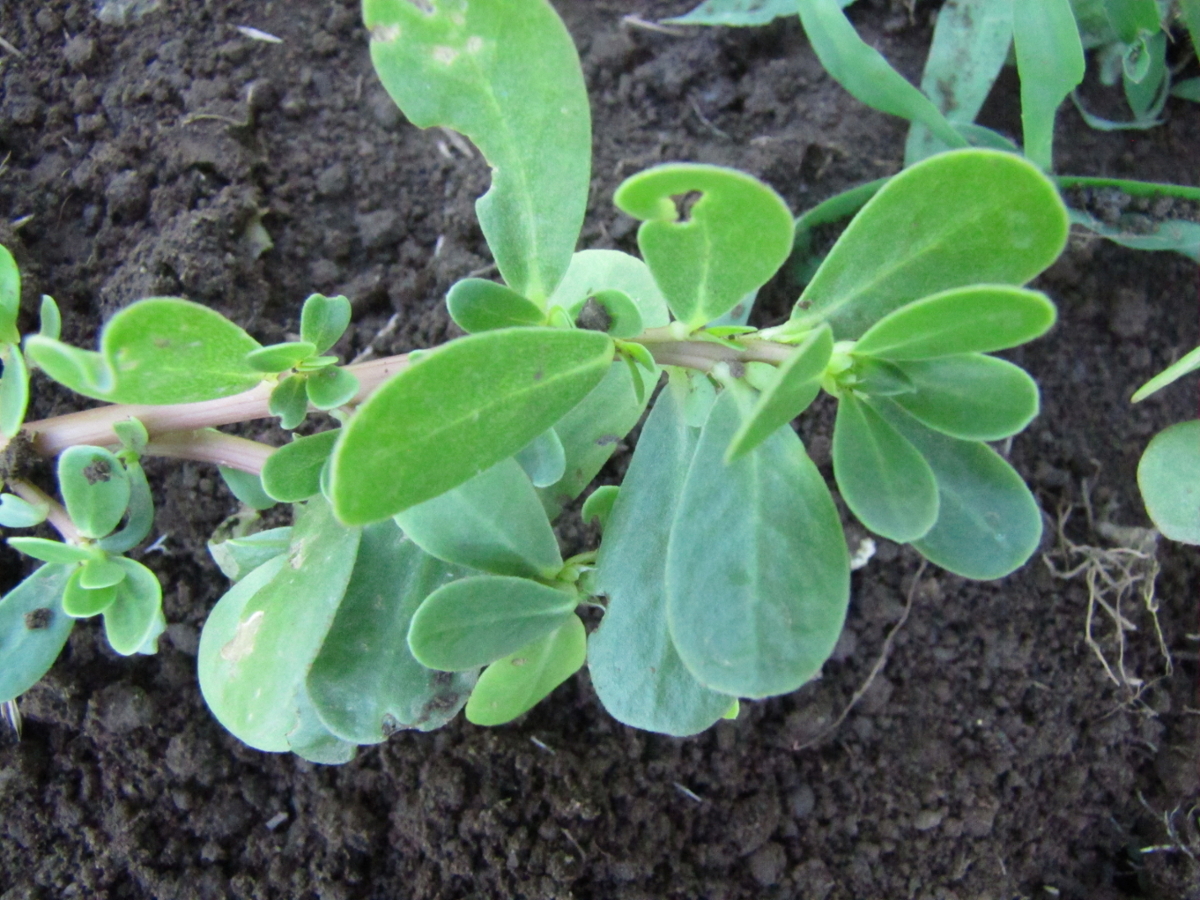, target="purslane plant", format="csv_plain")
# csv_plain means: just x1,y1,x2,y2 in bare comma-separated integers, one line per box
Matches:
0,0,1067,761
